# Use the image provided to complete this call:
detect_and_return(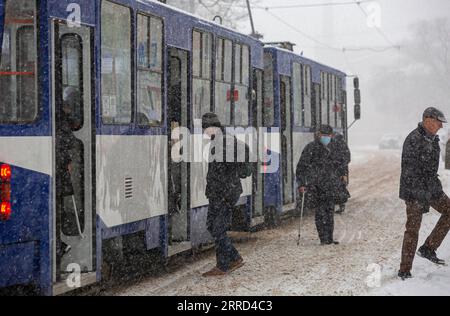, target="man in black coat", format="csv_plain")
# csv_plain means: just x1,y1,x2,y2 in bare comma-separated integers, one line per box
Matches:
399,107,450,280
55,89,81,277
202,113,250,277
329,132,351,214
296,125,343,245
